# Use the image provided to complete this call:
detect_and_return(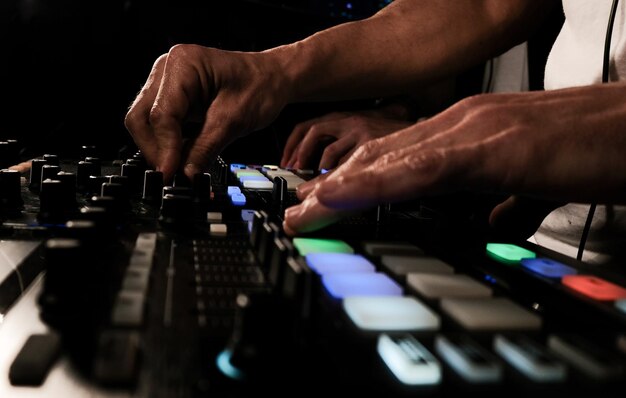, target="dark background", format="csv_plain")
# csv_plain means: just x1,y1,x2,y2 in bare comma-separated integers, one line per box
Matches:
1,0,562,165
0,0,391,164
